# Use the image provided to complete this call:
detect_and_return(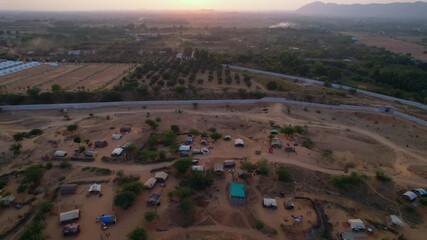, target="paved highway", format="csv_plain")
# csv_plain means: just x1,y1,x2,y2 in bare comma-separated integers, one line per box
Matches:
225,65,427,111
